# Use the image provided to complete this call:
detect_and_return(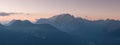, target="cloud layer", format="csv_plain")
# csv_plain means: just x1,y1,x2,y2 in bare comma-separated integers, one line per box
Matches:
0,12,29,16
